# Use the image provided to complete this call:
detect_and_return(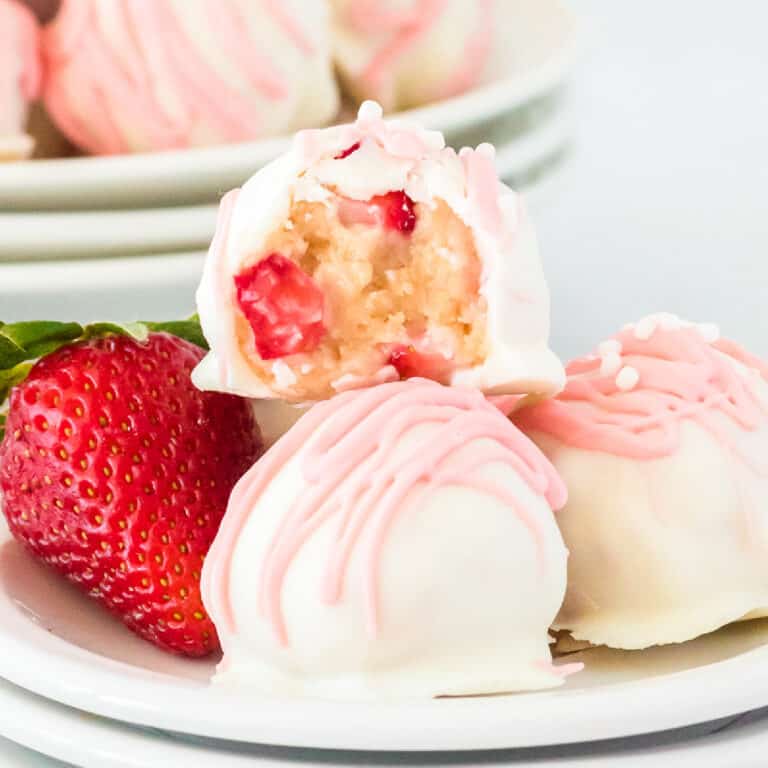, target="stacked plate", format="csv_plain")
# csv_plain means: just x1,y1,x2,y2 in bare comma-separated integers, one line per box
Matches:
1,0,576,322
1,516,768,766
